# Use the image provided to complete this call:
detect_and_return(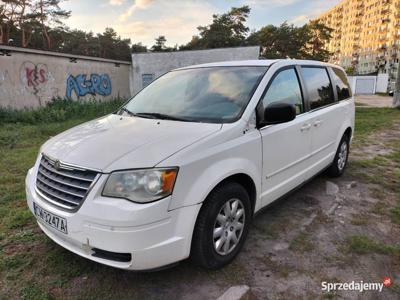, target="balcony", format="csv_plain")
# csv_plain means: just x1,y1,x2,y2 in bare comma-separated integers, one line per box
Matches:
381,7,390,15
379,26,388,32
379,35,387,41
